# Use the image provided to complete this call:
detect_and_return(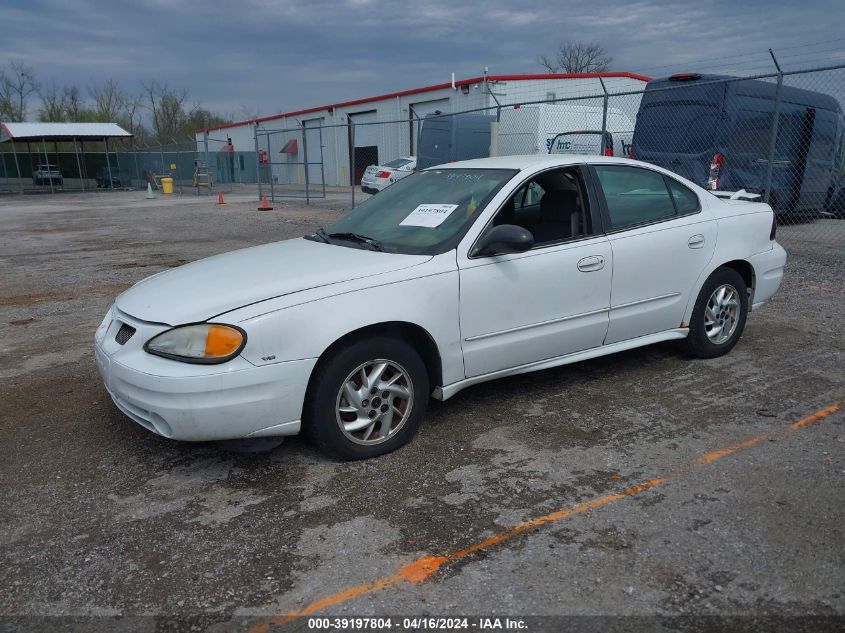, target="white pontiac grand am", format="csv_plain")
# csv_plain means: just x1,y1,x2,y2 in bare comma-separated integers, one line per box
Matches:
95,155,786,460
